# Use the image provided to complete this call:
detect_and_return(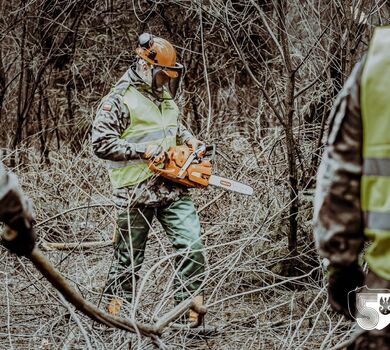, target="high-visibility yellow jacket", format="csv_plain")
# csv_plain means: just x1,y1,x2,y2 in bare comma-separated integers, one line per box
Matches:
361,26,390,280
107,86,179,189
